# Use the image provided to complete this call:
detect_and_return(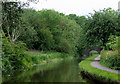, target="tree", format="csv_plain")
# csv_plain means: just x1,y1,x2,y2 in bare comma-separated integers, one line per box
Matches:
18,9,39,49
1,0,41,42
67,14,87,28
38,28,55,50
84,8,119,47
20,9,81,55
2,2,23,42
